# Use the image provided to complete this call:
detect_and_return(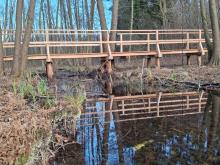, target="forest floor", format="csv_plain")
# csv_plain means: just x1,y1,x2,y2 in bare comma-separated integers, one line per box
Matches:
0,75,84,165
113,65,220,84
